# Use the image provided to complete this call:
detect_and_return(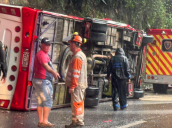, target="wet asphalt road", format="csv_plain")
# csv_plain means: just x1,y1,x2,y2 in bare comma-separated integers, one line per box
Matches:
1,89,172,128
